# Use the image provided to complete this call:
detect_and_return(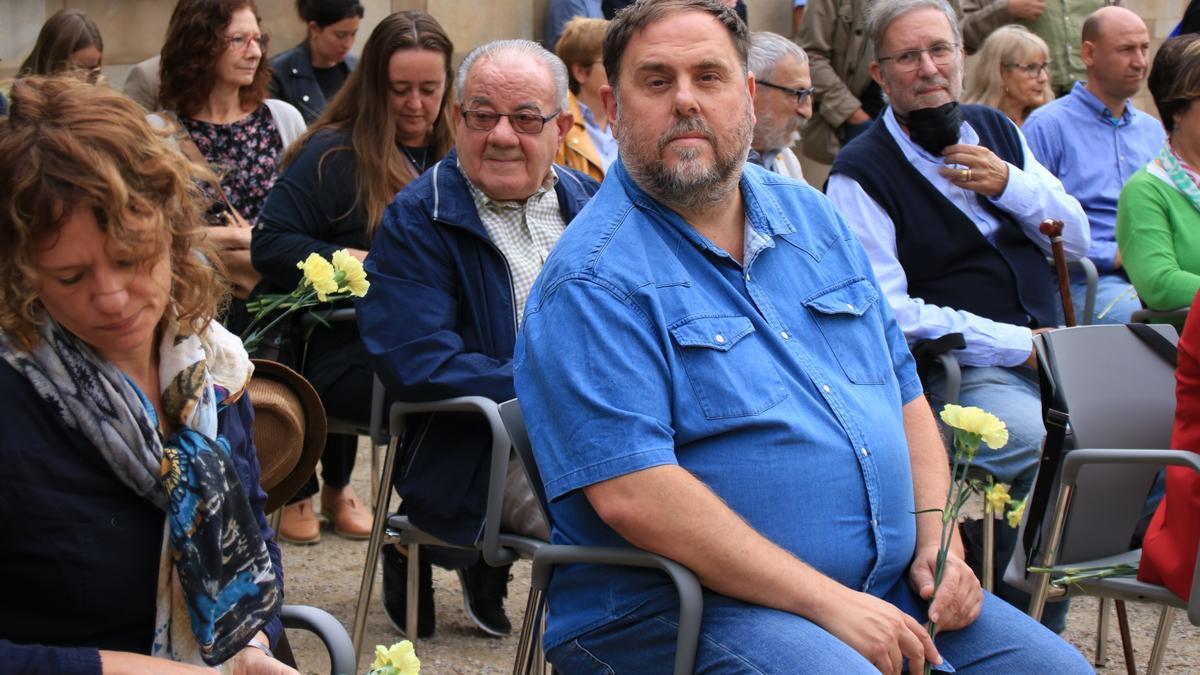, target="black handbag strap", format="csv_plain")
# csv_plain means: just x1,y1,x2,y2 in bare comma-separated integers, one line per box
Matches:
1126,322,1178,369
